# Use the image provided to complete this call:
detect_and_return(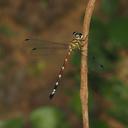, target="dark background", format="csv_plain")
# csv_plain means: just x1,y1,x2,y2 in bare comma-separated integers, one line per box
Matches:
0,0,128,128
